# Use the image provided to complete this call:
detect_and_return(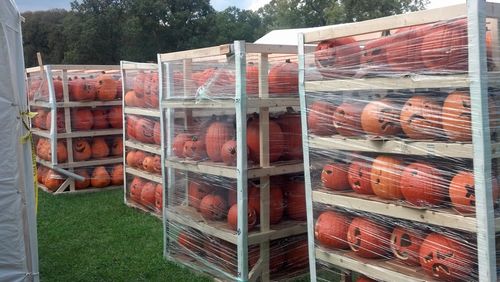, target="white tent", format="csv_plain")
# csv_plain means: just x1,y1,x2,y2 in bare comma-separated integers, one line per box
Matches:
0,1,39,281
